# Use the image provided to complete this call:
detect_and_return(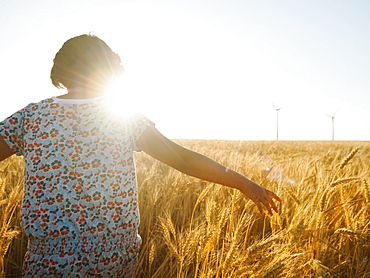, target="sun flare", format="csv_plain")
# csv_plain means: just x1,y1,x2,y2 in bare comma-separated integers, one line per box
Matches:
103,78,140,118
